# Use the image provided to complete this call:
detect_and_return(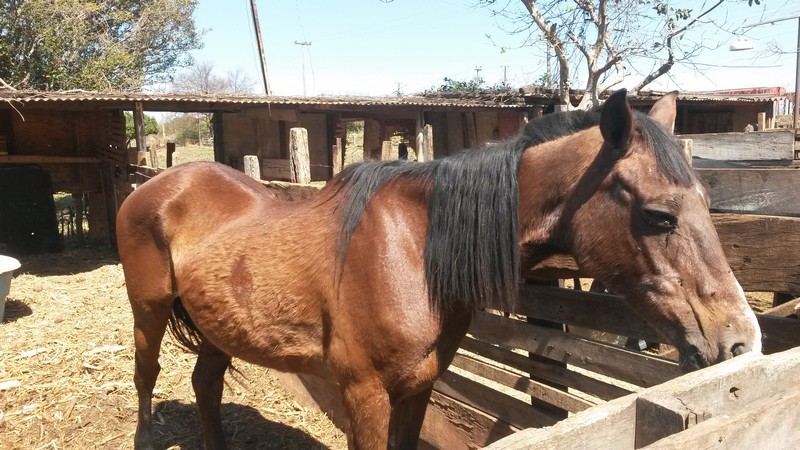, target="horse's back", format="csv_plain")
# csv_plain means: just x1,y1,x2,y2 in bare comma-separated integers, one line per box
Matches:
117,162,273,298
118,162,267,245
